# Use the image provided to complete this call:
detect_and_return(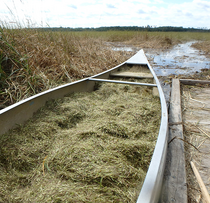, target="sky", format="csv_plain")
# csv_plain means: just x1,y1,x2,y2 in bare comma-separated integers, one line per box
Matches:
0,0,210,28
